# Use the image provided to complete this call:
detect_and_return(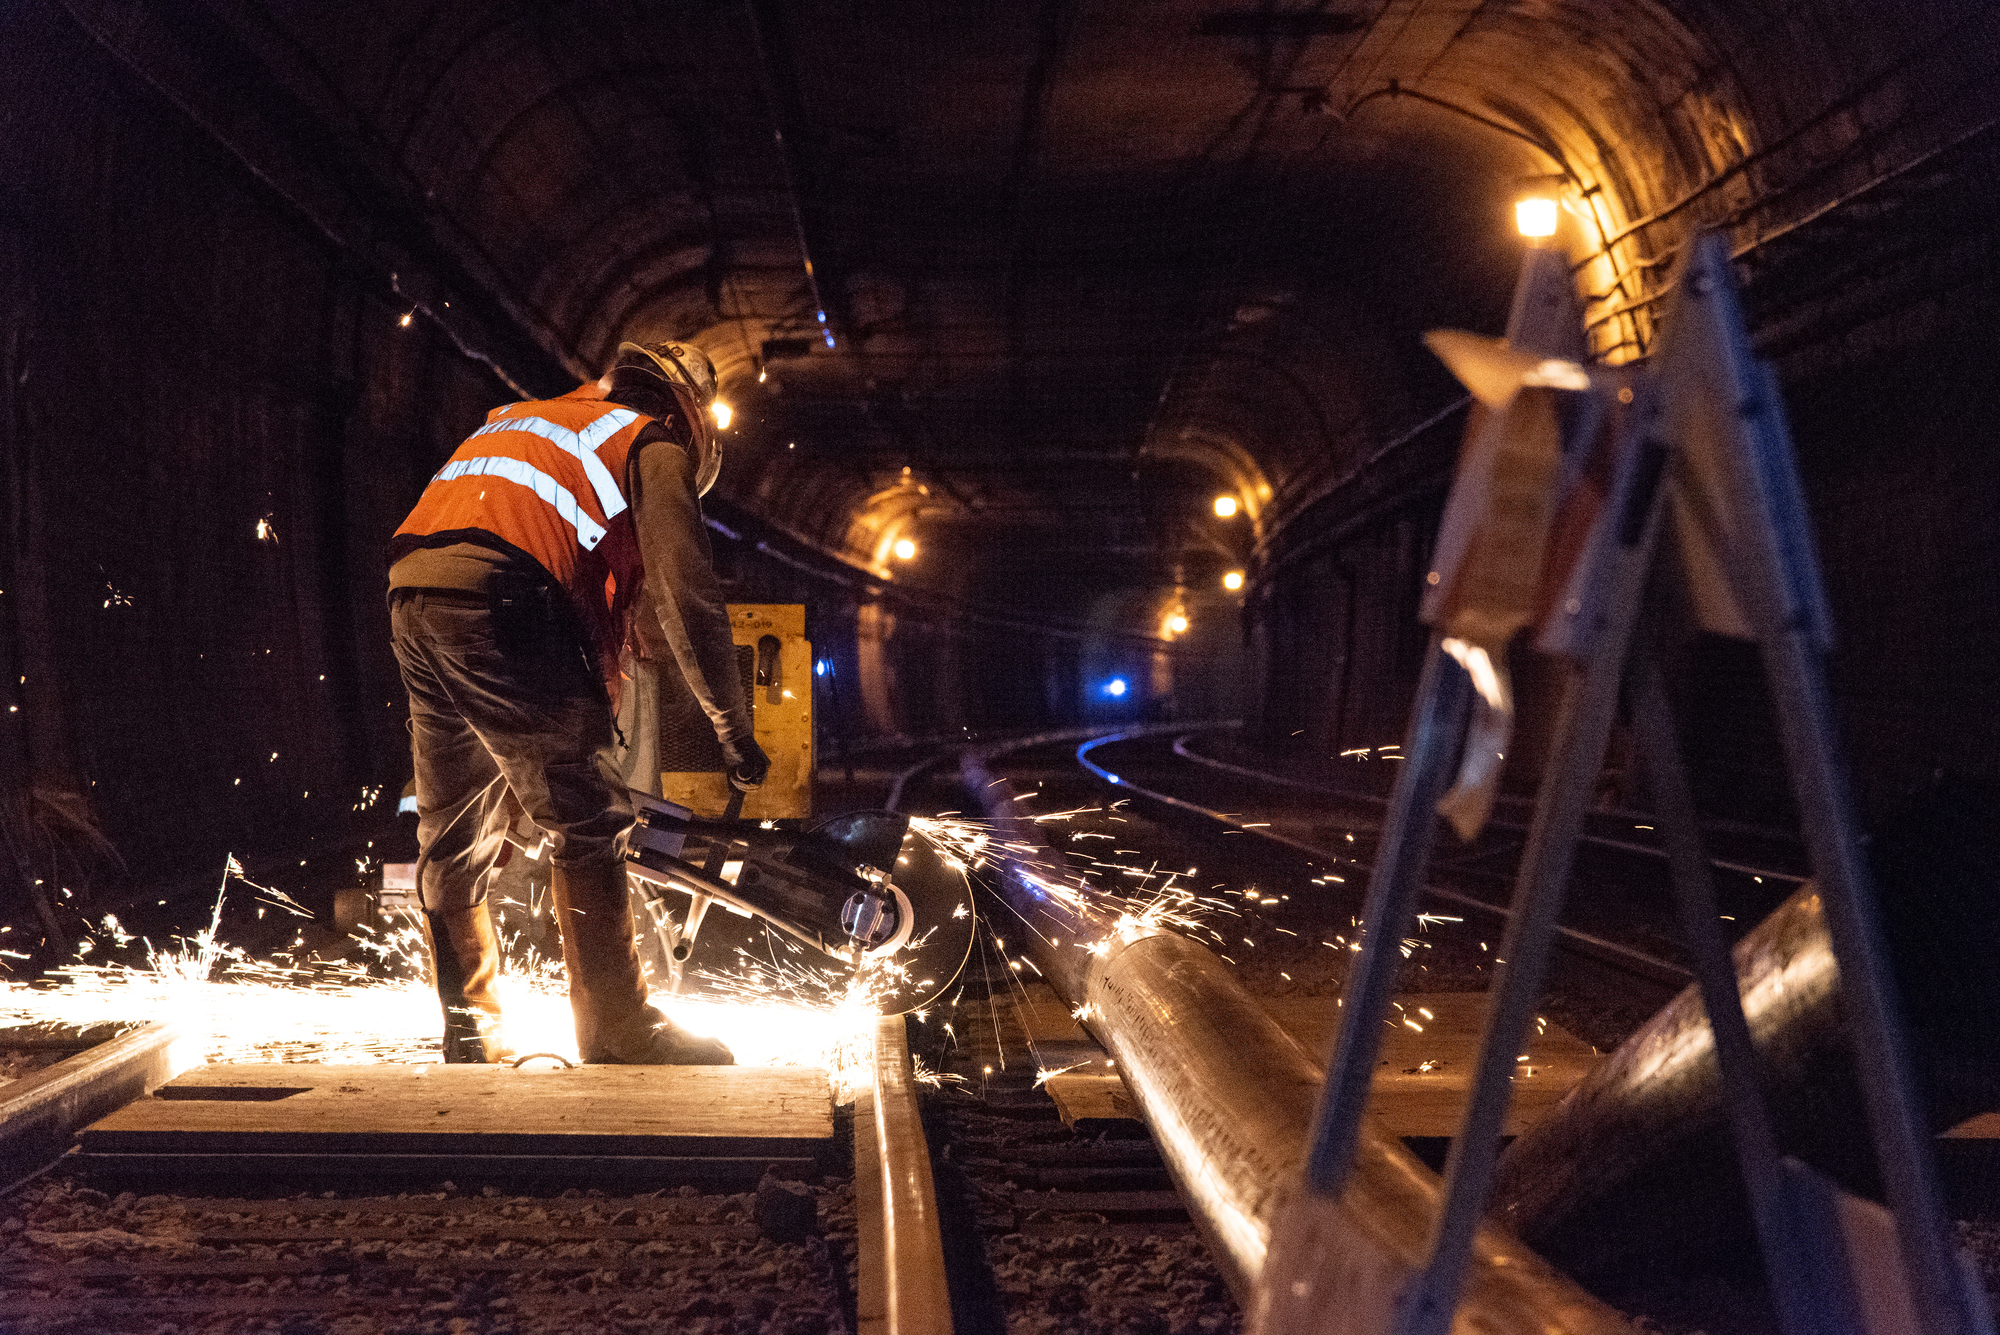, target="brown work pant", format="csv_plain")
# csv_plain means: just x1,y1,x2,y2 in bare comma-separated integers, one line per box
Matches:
389,590,632,911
